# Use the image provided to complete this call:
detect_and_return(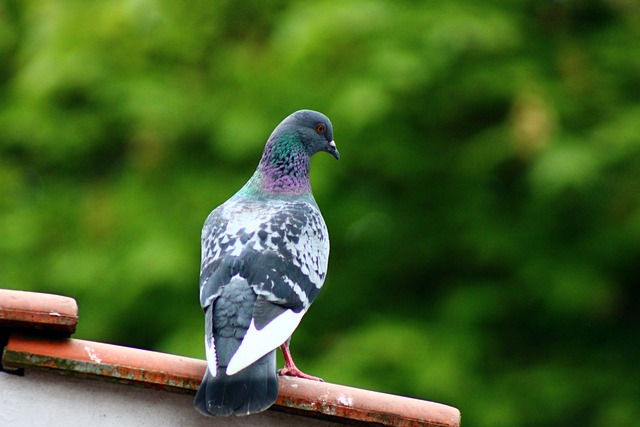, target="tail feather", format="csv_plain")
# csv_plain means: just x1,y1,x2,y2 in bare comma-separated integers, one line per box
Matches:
194,349,278,416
